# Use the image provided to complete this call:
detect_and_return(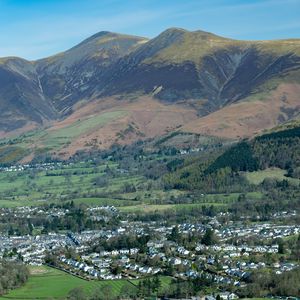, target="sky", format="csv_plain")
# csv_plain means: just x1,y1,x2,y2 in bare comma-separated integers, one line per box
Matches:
0,0,299,60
